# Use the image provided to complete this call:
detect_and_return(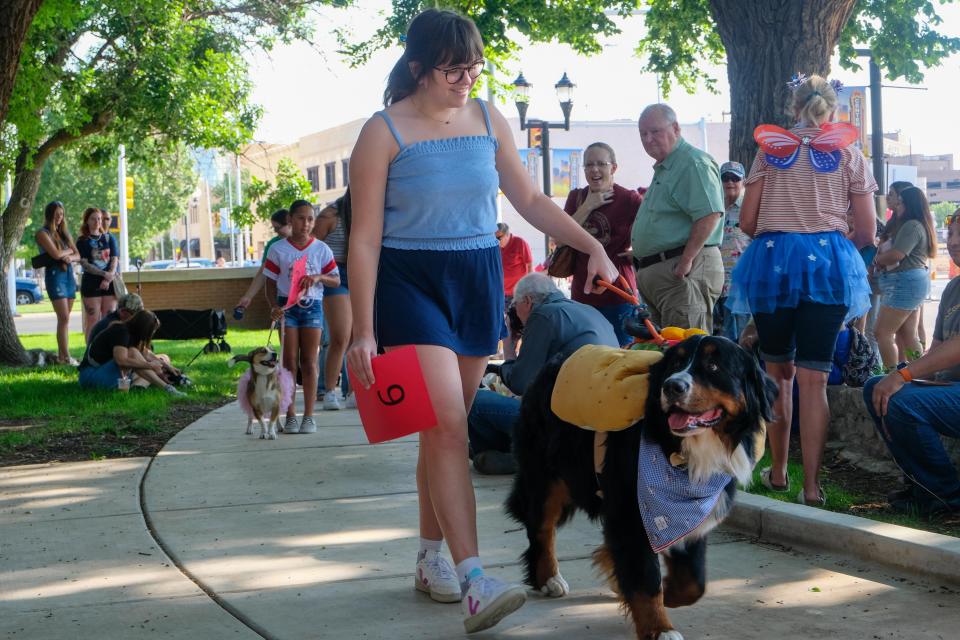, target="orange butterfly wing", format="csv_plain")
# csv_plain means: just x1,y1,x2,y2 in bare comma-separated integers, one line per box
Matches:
810,122,860,152
754,125,801,158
